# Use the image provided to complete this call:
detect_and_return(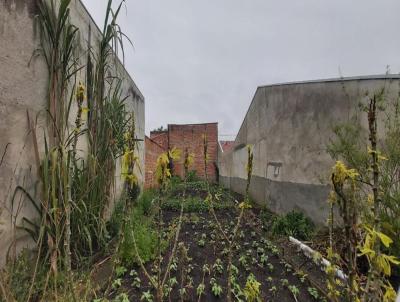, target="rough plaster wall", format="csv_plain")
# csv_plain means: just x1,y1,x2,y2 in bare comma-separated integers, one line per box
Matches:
0,0,48,267
219,77,400,224
0,0,145,266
